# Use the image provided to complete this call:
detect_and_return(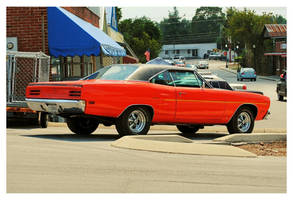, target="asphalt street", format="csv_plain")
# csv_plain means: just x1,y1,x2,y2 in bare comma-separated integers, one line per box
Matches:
7,126,286,193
